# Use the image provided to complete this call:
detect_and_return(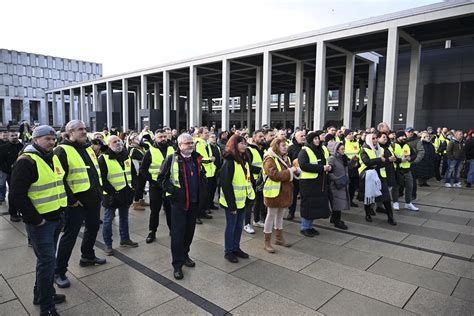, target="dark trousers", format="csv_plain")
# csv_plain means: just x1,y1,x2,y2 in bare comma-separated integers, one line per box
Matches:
149,185,171,232
171,202,197,269
224,206,246,253
6,175,18,217
207,176,217,208
349,175,359,202
252,191,266,223
55,204,101,276
411,171,418,200
441,155,448,177
288,179,300,216
434,155,442,181
26,219,61,313
134,173,147,202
